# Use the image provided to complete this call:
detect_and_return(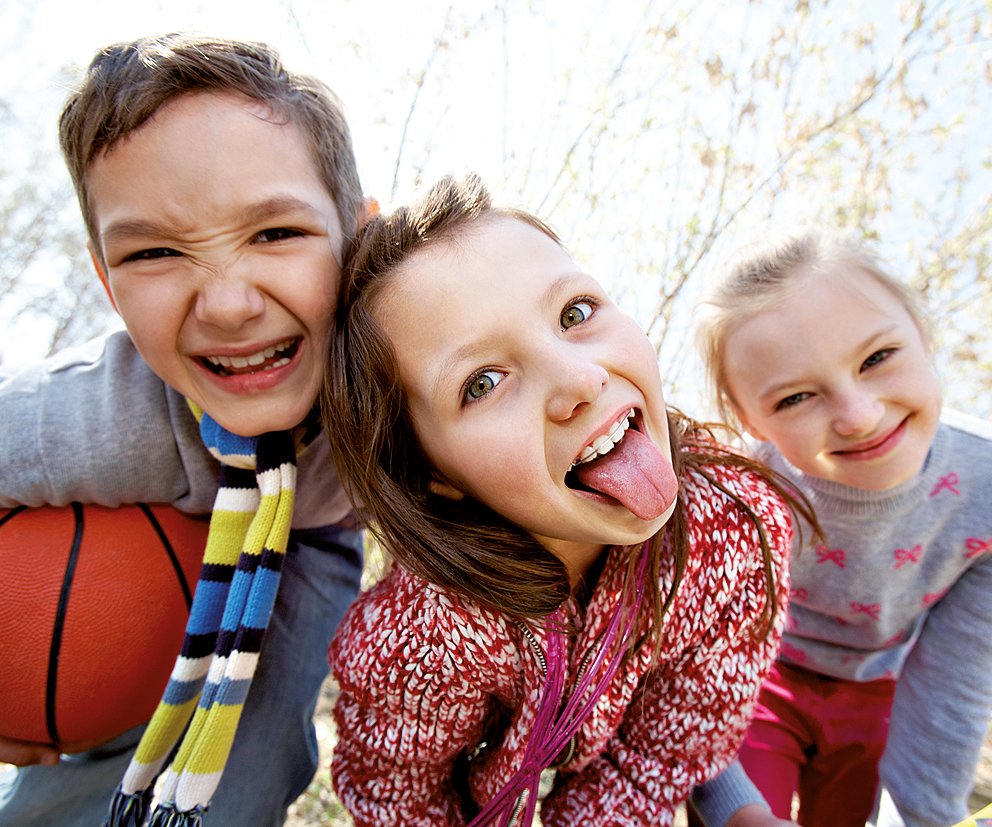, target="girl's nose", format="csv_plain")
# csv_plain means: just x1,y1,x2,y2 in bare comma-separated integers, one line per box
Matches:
831,389,885,437
545,355,609,422
194,274,266,332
